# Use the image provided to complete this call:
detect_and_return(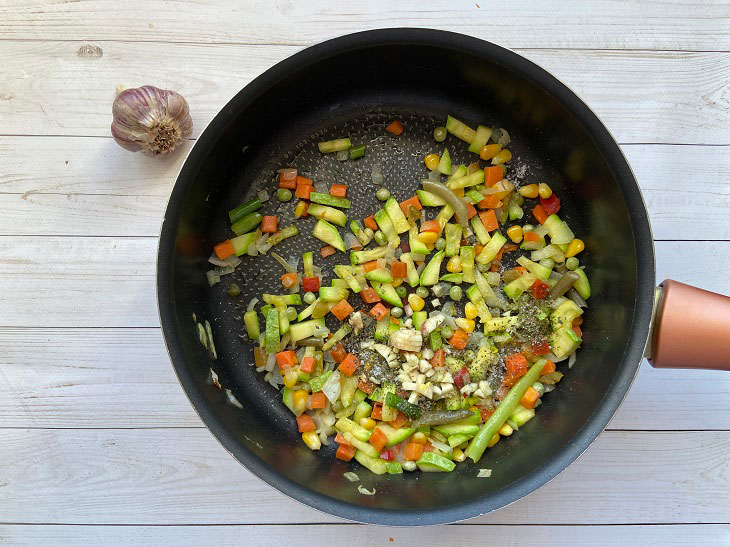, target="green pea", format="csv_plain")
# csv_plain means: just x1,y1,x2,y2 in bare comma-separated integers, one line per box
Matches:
374,230,387,246
433,126,447,142
440,325,454,339
390,307,403,318
395,286,407,299
276,188,292,202
416,287,429,298
376,188,391,201
539,258,555,270
286,306,297,321
566,257,580,271
227,283,241,297
449,285,463,301
435,238,446,250
303,291,316,304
